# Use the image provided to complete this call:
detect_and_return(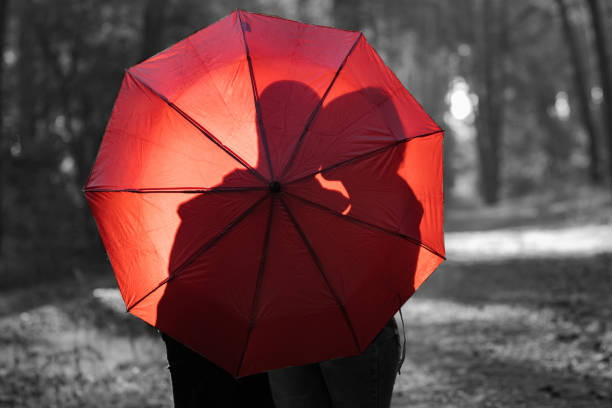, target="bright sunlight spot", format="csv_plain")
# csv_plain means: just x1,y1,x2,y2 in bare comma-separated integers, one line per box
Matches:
554,91,570,120
448,77,474,121
59,155,76,176
3,49,16,65
591,86,603,104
